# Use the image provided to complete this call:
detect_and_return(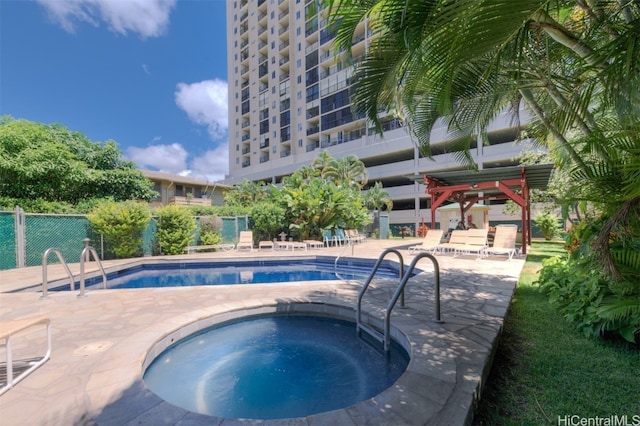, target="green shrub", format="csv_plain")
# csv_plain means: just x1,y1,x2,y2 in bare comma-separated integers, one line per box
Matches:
87,201,150,258
200,231,222,246
251,202,286,241
155,205,196,255
197,216,223,246
538,255,640,345
537,256,607,338
535,212,560,240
